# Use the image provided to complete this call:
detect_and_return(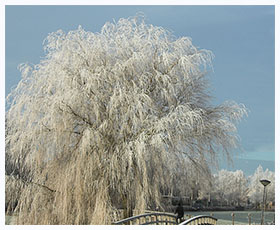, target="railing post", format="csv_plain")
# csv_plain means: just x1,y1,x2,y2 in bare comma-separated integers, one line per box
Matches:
231,213,235,225
248,213,251,225
151,215,155,224
155,214,158,225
